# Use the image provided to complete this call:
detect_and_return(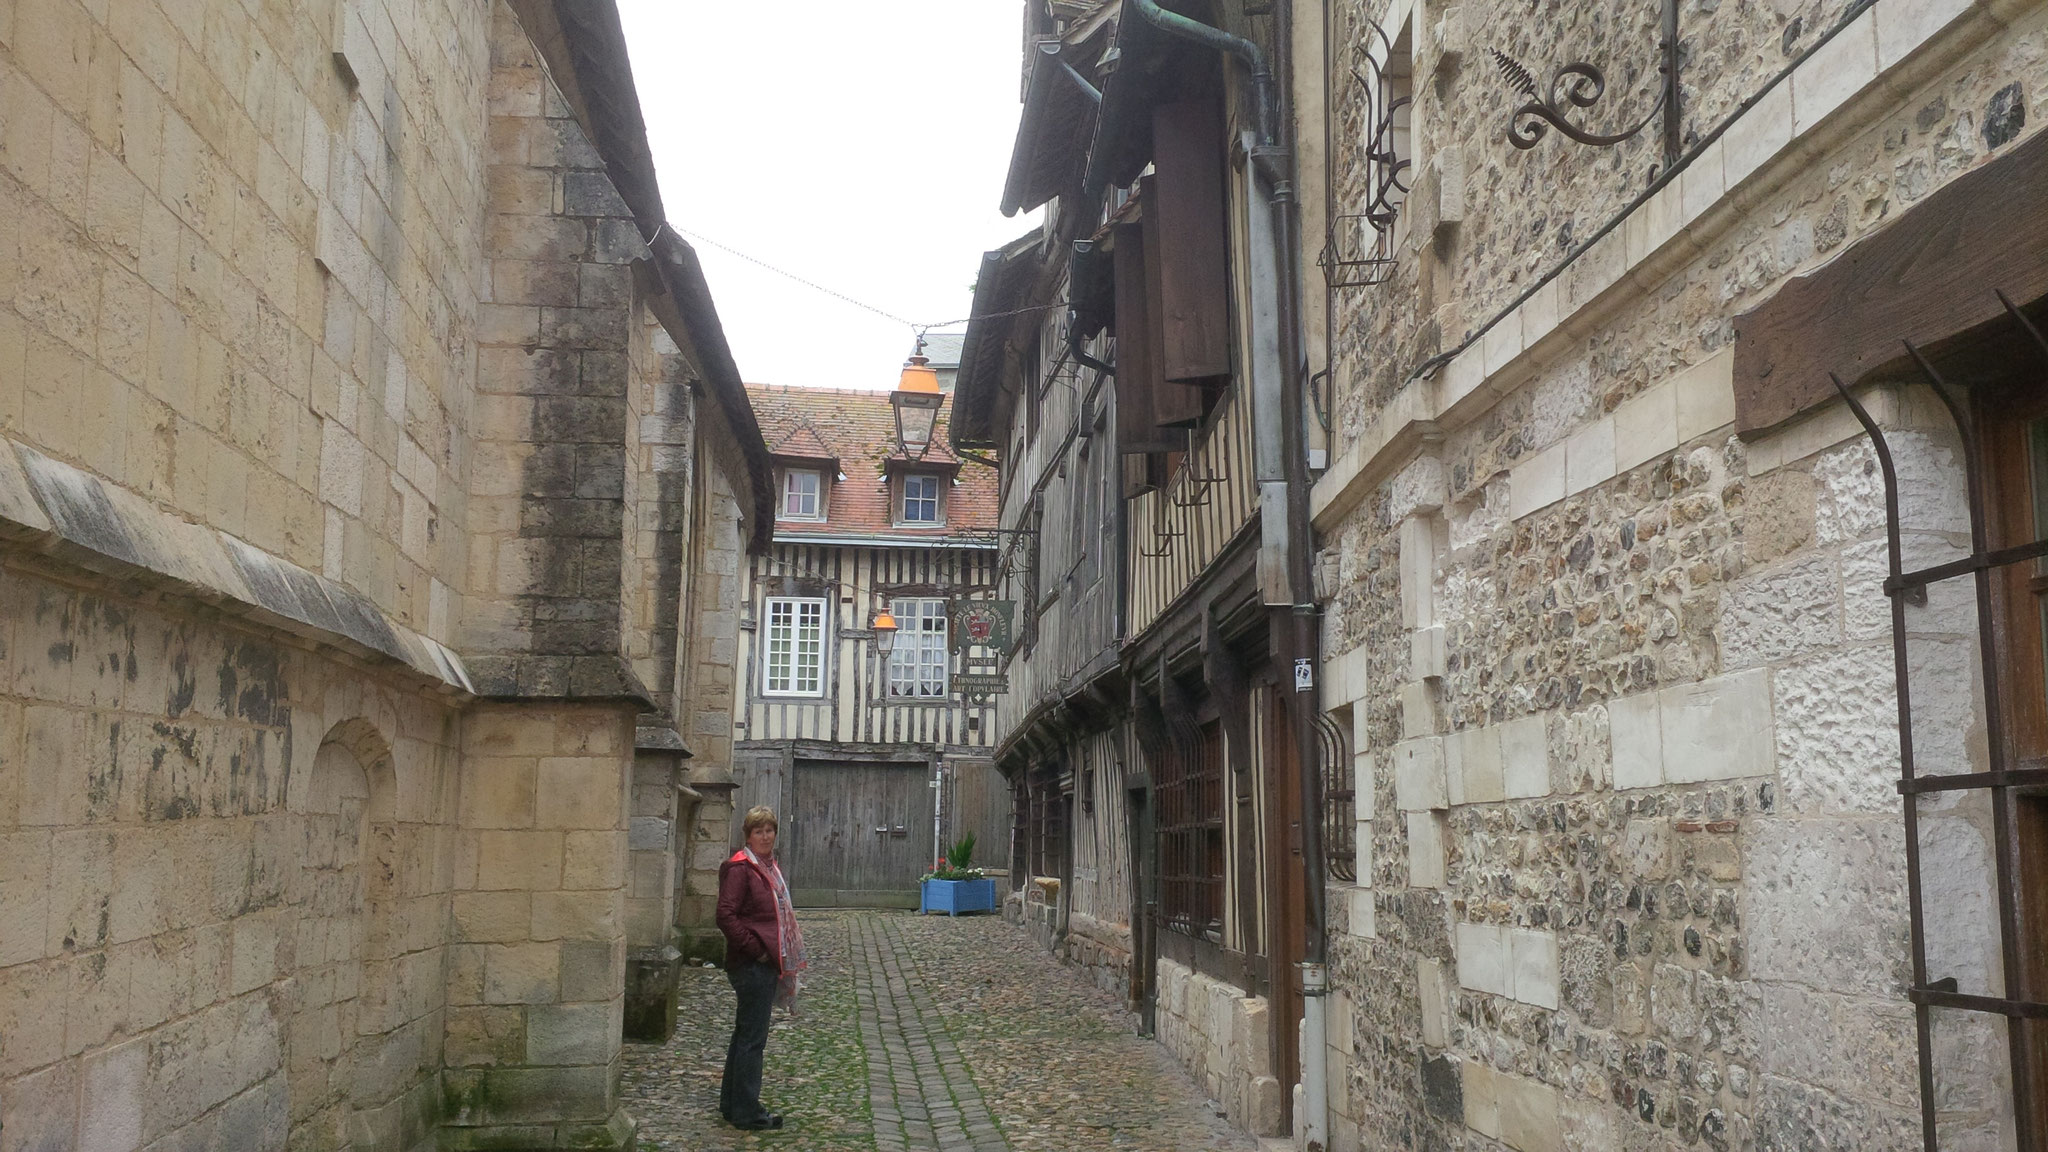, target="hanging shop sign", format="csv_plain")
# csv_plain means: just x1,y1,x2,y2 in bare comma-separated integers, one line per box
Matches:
954,672,1010,705
948,600,1015,654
